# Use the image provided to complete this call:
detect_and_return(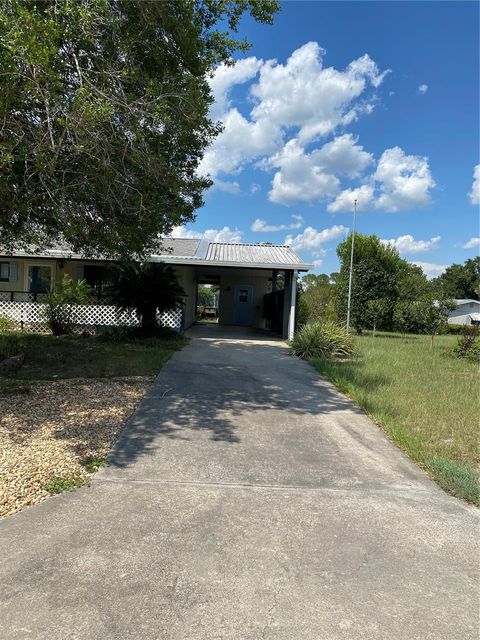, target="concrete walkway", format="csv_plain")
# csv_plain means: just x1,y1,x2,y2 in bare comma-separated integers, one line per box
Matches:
1,325,478,639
